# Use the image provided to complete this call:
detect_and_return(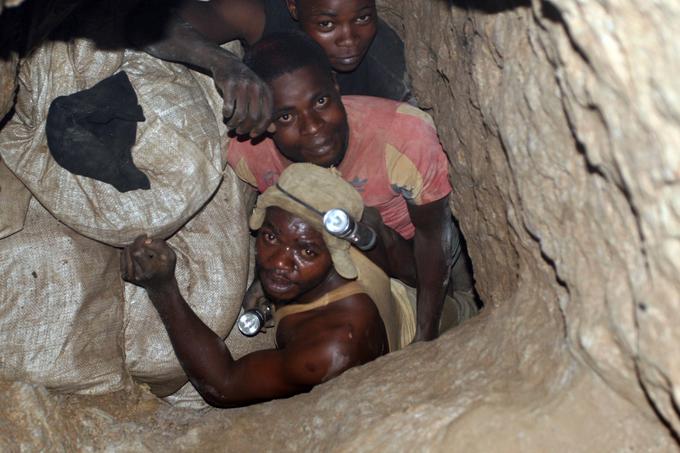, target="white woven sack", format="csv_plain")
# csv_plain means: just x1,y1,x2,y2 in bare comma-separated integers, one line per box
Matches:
0,38,224,246
0,158,31,239
0,51,18,119
123,167,250,397
0,197,127,394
